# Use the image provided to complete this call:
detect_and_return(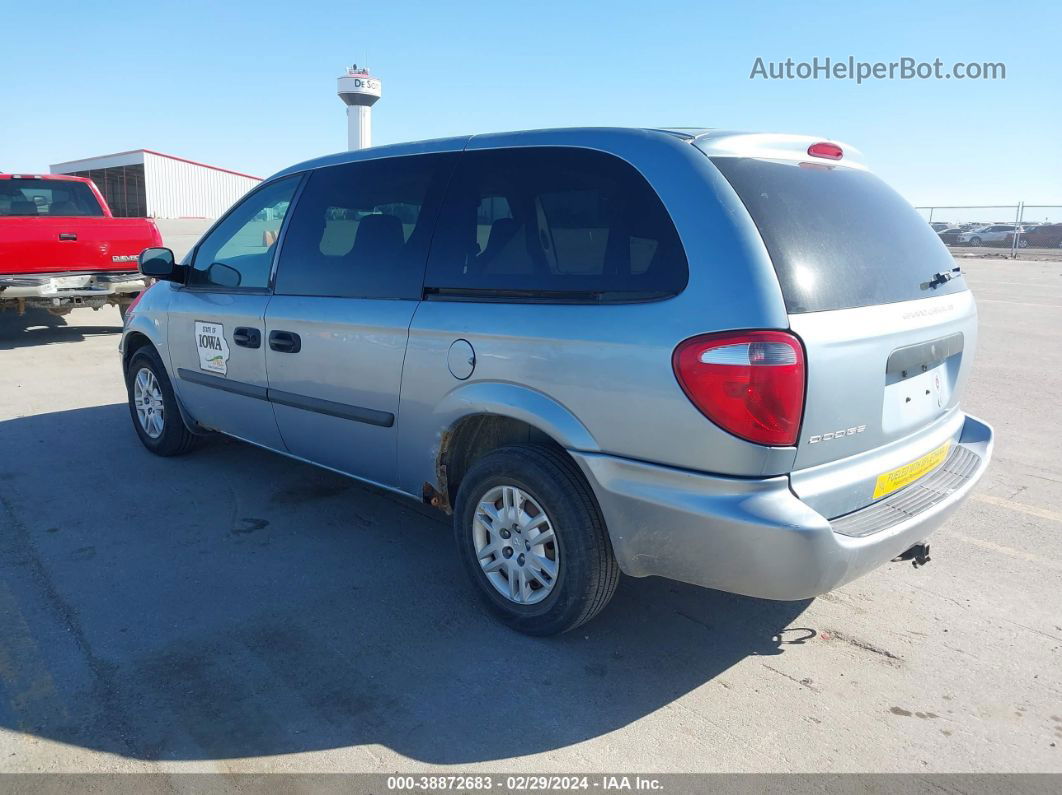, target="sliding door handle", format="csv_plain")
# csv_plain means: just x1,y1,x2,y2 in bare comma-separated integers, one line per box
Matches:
268,330,301,353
